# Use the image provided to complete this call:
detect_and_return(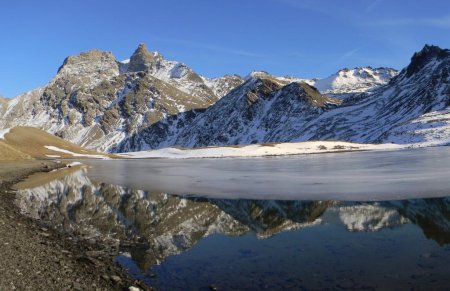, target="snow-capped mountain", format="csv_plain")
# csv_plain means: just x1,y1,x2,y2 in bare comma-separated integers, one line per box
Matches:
114,74,342,151
114,45,450,151
1,44,449,152
0,44,244,152
311,67,398,95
